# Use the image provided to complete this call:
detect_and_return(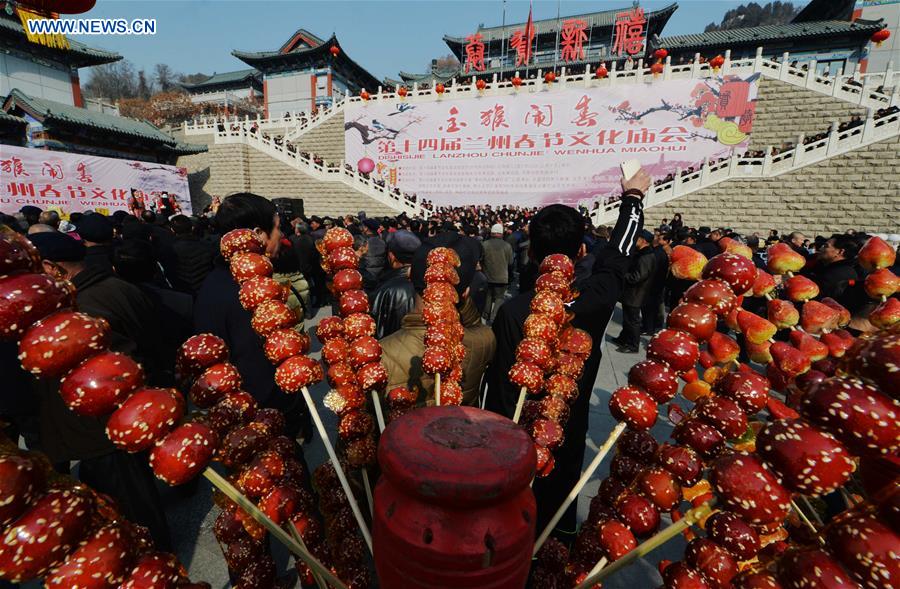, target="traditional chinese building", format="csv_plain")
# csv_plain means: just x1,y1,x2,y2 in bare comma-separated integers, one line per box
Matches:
3,89,205,164
179,69,264,113
853,0,900,73
440,3,678,78
413,0,891,83
653,12,887,77
232,28,381,117
0,111,26,146
0,8,120,106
